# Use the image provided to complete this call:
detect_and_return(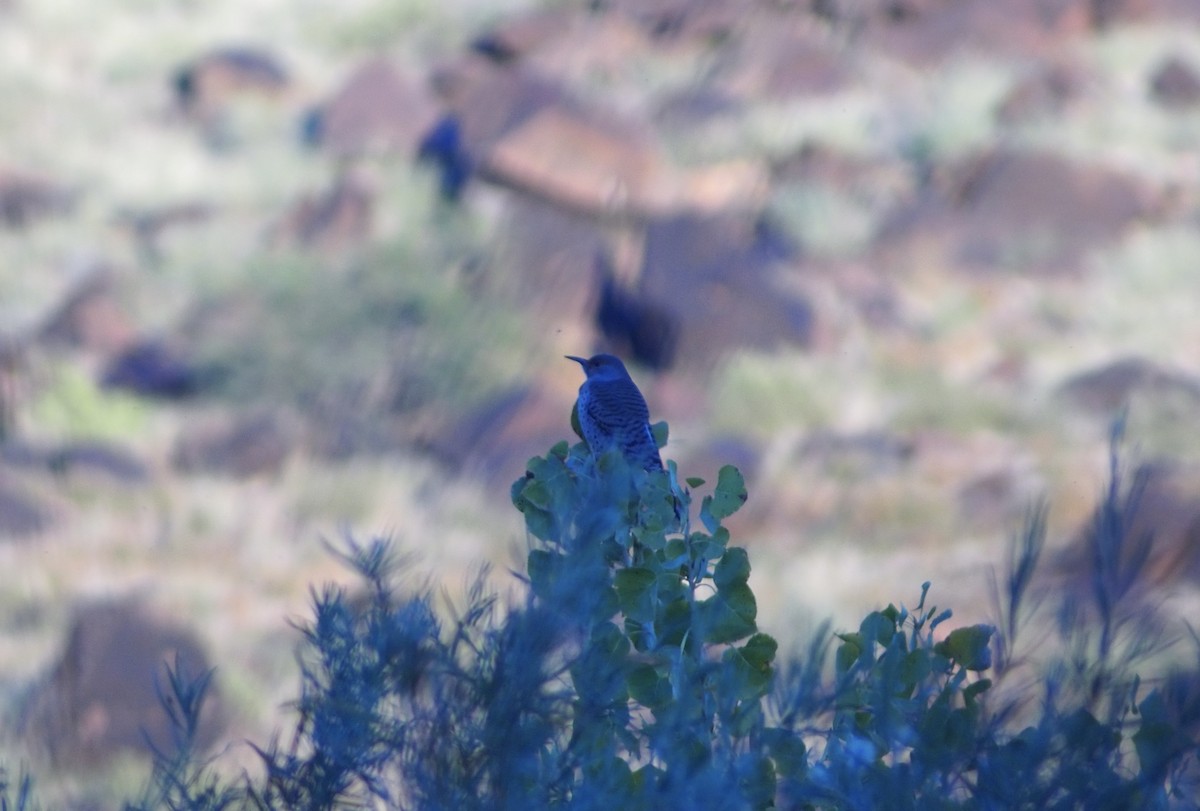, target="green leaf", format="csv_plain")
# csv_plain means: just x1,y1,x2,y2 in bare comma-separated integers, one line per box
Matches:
527,549,559,598
763,728,807,780
728,699,765,738
595,448,635,486
710,465,748,519
573,623,631,706
624,617,653,651
835,632,864,673
510,472,531,506
511,470,556,540
592,585,620,624
632,523,668,553
963,678,992,706
934,624,995,671
898,650,933,697
699,495,718,533
722,633,777,701
859,610,897,646
590,620,629,657
741,633,778,669
614,568,657,624
663,538,688,568
702,580,757,644
523,509,555,541
512,453,578,541
1134,691,1191,780
687,533,725,565
659,595,692,647
518,479,551,511
710,526,731,549
685,477,706,488
655,571,687,602
582,757,633,792
627,664,672,709
631,763,664,795
650,420,669,449
714,547,751,589
735,752,776,808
